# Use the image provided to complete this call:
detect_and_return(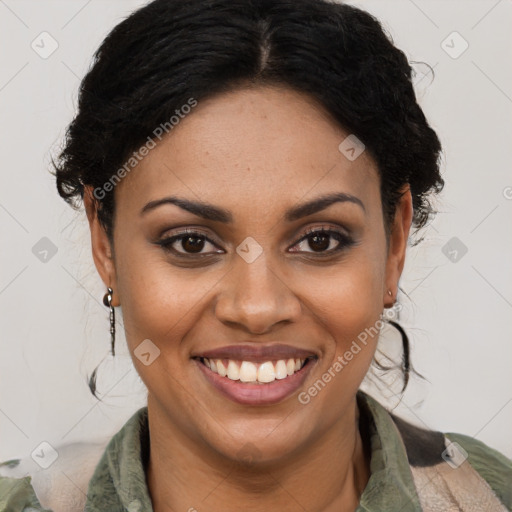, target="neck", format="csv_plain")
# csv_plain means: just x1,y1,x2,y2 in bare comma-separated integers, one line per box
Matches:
146,396,371,512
